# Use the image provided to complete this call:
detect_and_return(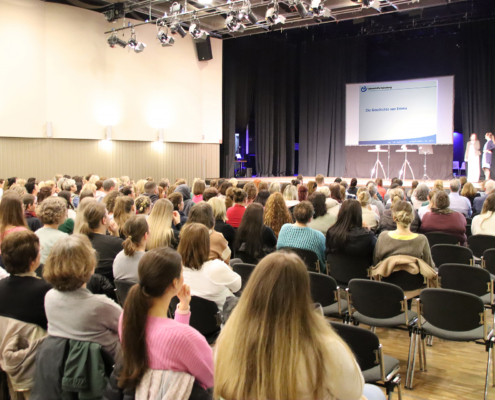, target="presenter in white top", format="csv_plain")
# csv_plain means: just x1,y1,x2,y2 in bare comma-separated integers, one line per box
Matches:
465,134,480,183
